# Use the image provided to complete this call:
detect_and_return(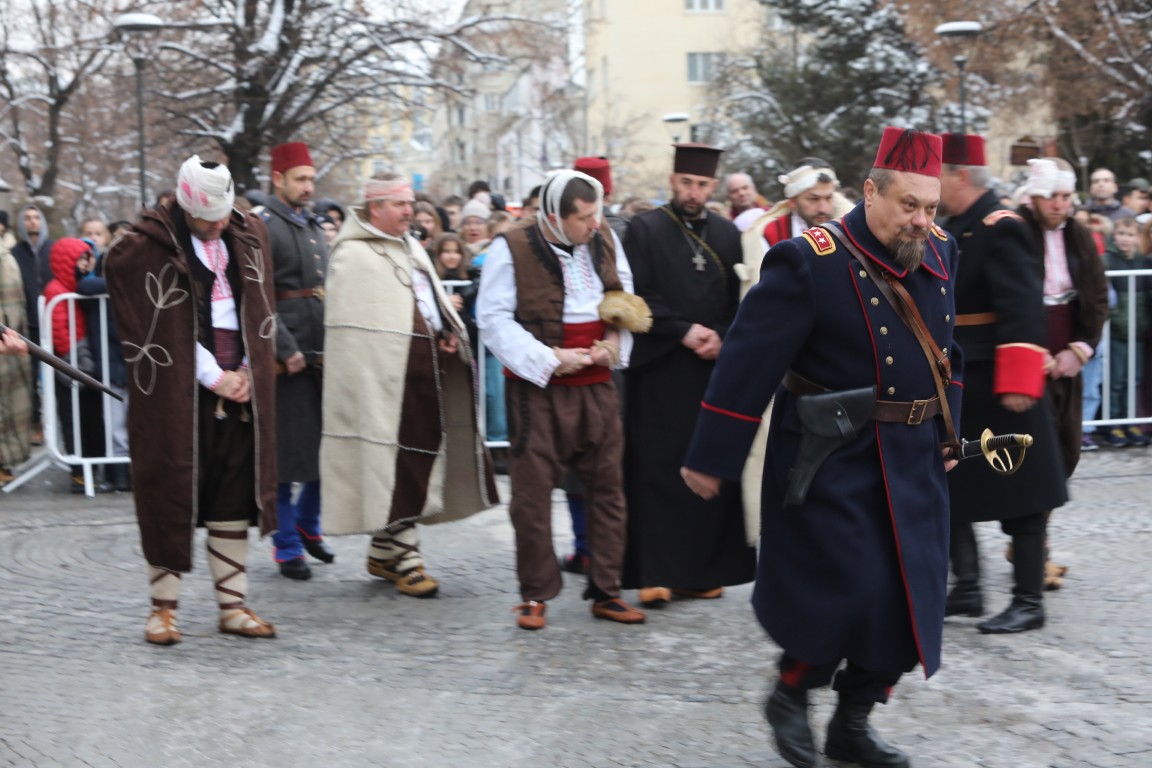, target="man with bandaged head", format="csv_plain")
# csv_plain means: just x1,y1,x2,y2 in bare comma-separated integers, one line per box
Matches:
321,172,497,600
105,156,279,646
